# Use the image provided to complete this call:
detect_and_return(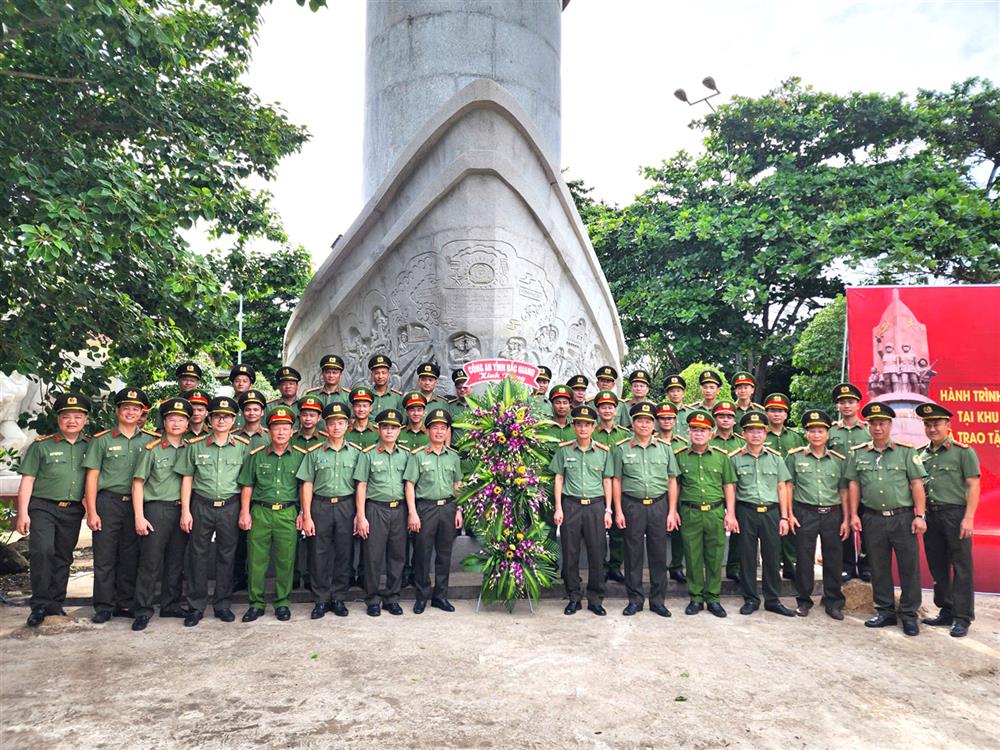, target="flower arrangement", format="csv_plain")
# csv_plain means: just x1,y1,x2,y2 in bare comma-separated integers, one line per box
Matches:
453,377,558,610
